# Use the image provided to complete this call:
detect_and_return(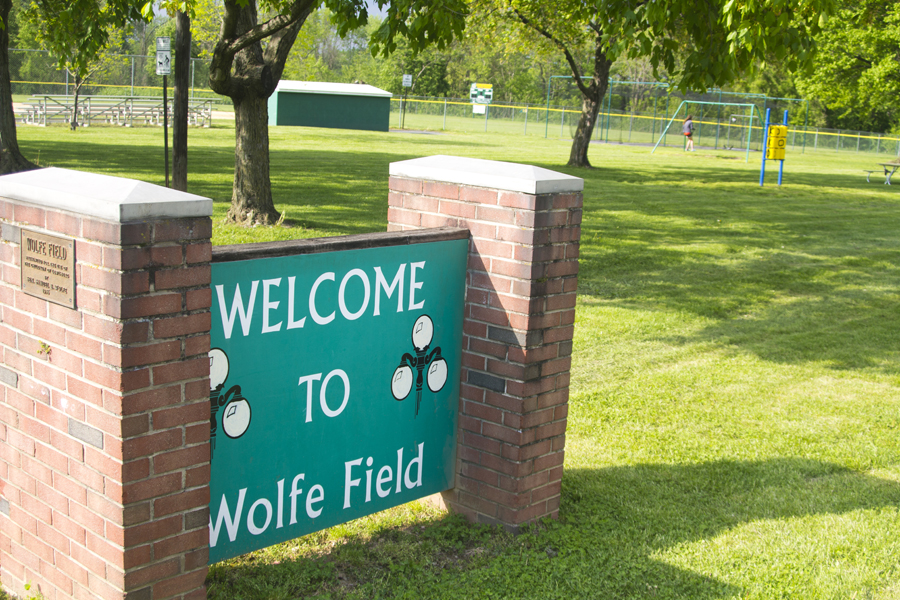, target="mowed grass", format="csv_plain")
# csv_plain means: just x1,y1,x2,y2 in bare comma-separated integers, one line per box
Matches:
11,122,900,599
